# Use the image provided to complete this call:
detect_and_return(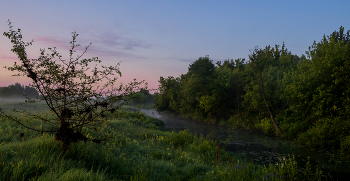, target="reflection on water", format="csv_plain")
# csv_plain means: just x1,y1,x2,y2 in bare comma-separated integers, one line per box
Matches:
141,108,350,180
